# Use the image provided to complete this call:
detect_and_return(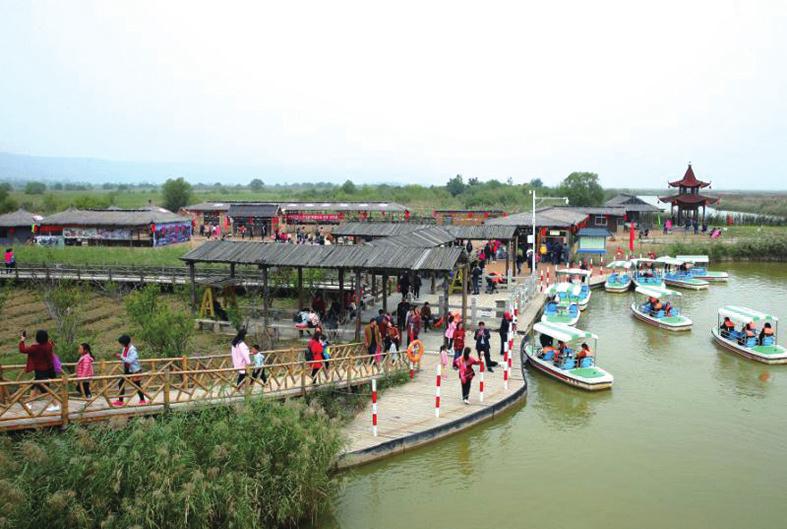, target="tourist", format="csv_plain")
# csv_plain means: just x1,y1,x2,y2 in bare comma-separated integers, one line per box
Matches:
474,321,497,372
229,330,250,389
759,323,774,345
251,344,267,383
577,342,592,362
364,318,382,363
693,220,699,235
377,309,389,337
411,274,422,299
420,302,433,331
75,342,95,398
386,320,401,358
19,330,59,410
444,314,456,349
720,316,735,337
439,344,450,371
471,263,482,295
4,248,15,273
478,248,486,269
455,347,480,404
526,246,534,271
499,311,511,357
113,335,146,406
406,306,421,345
396,299,410,331
465,240,473,254
307,332,325,379
398,274,410,302
452,320,466,362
